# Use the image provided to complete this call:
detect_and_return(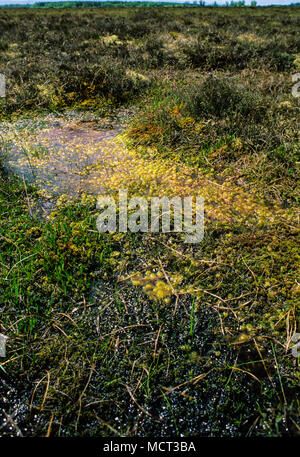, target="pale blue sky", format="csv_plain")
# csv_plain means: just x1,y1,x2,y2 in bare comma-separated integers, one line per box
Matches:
0,0,298,5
